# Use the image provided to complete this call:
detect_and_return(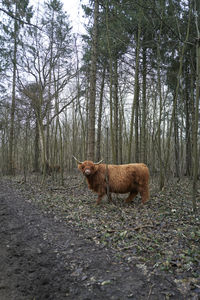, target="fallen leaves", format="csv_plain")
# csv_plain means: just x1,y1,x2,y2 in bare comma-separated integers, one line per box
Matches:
8,174,200,298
